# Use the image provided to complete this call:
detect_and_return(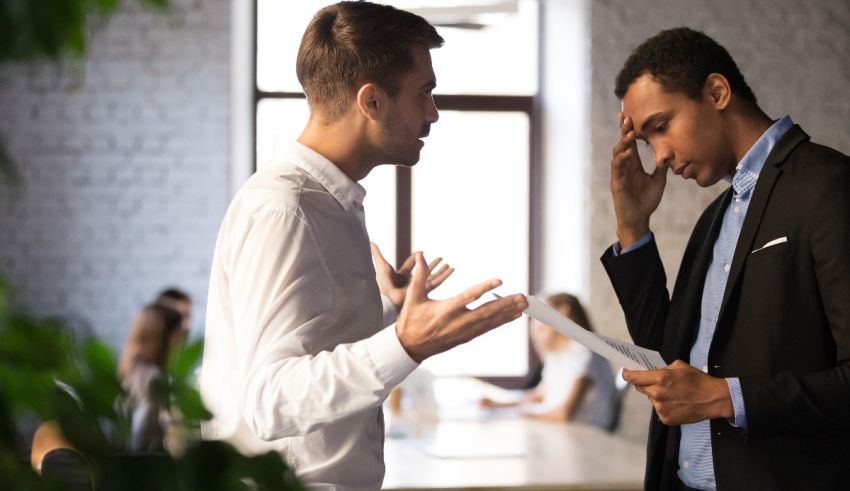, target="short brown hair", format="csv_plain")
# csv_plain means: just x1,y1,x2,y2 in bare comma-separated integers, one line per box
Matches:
296,1,444,122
